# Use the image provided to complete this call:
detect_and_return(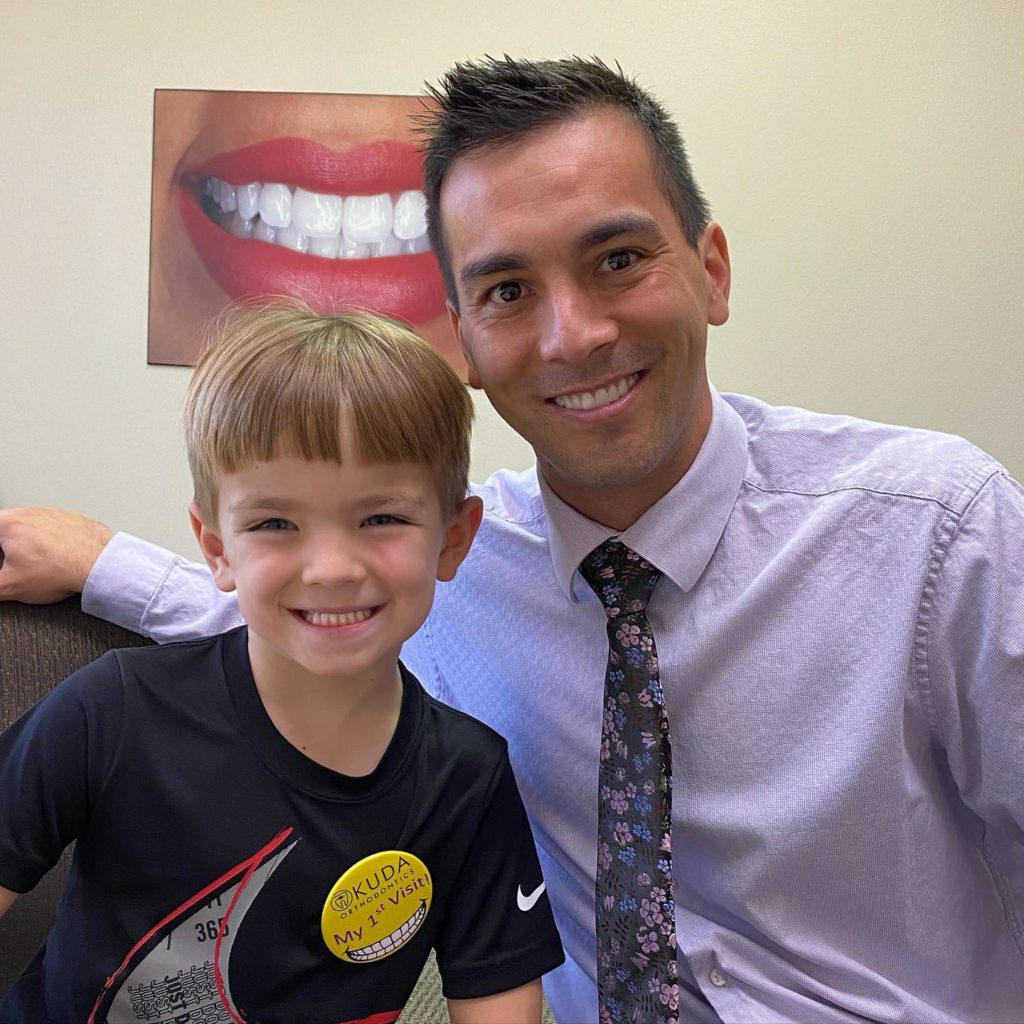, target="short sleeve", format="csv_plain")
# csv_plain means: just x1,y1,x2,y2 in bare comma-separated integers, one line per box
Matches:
433,753,564,999
922,470,1024,842
0,653,125,893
